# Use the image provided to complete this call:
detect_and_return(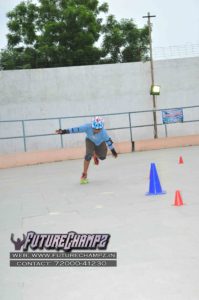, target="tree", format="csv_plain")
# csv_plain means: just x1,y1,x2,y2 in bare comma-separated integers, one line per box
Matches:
101,15,149,63
1,0,108,69
0,0,149,70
